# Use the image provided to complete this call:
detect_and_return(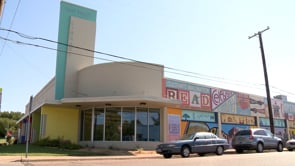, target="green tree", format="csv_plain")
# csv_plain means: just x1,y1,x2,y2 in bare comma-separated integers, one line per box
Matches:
0,111,24,137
